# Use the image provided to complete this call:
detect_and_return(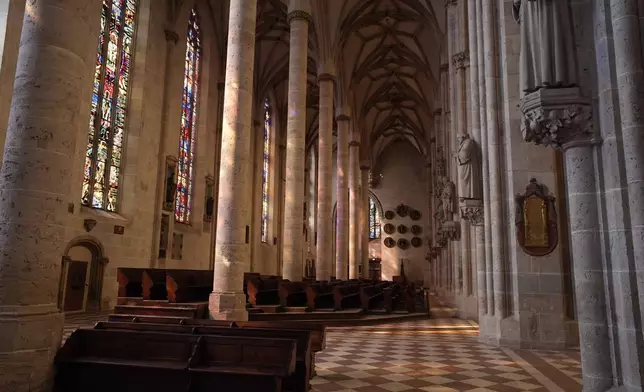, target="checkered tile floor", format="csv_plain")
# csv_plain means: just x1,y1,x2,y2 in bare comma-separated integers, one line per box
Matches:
62,314,581,391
